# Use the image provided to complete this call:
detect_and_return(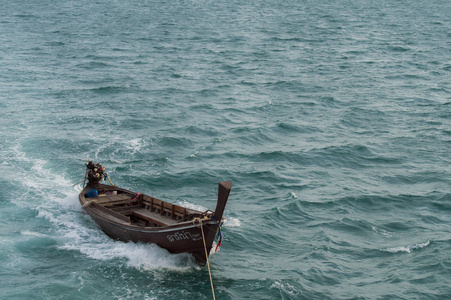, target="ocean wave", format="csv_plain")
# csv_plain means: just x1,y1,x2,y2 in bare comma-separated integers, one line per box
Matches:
371,225,393,237
21,230,49,238
223,216,241,227
86,85,131,94
155,136,194,148
382,240,430,253
270,280,300,298
175,199,207,212
75,61,111,69
124,137,147,154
